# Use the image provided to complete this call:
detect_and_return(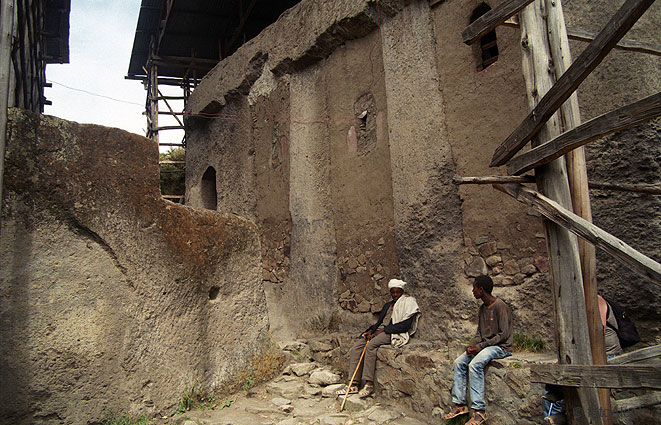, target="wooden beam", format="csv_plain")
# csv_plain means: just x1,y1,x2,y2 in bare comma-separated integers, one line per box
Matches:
156,95,185,101
519,3,599,423
507,92,661,175
494,183,661,284
545,2,612,419
151,59,213,71
501,21,661,57
157,0,175,55
566,27,661,57
159,160,185,165
157,88,185,128
608,345,661,365
153,125,184,131
462,0,534,45
158,143,184,147
590,181,661,195
453,175,535,185
152,54,218,65
491,0,656,167
0,0,16,231
612,392,661,413
530,364,661,389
